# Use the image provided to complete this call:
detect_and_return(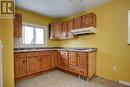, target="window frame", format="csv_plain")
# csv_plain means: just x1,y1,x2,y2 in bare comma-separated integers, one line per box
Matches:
128,10,130,45
20,23,48,48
